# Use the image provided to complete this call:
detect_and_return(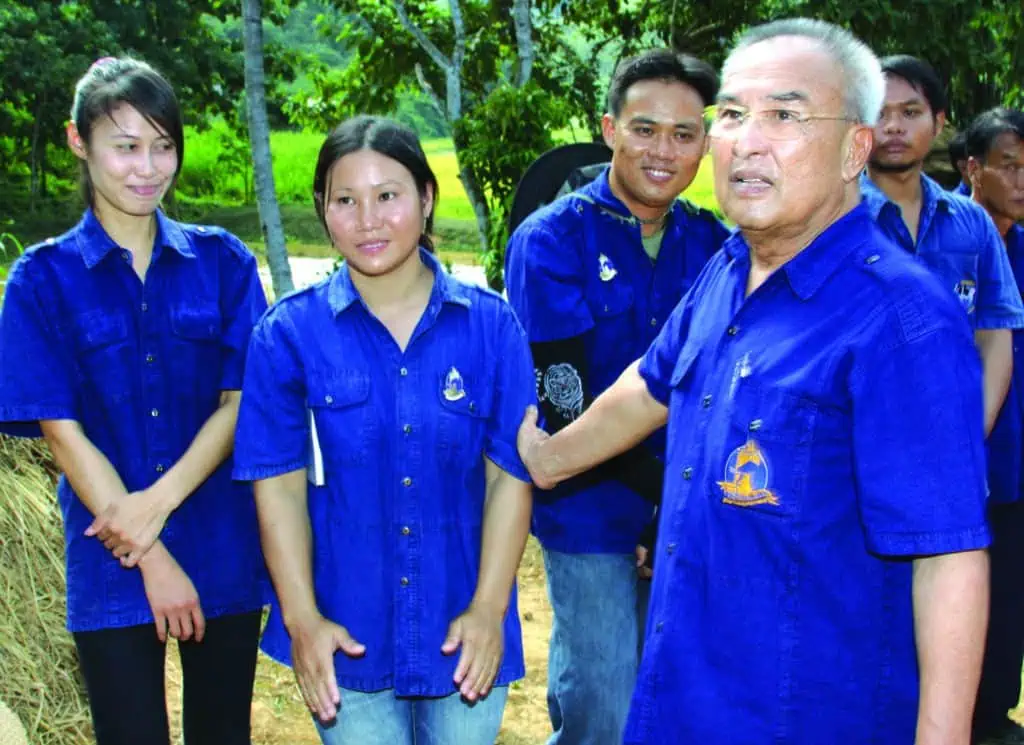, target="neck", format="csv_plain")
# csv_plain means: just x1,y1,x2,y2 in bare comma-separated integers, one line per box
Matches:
867,164,922,206
744,184,859,275
350,249,434,313
93,200,158,255
607,169,673,237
